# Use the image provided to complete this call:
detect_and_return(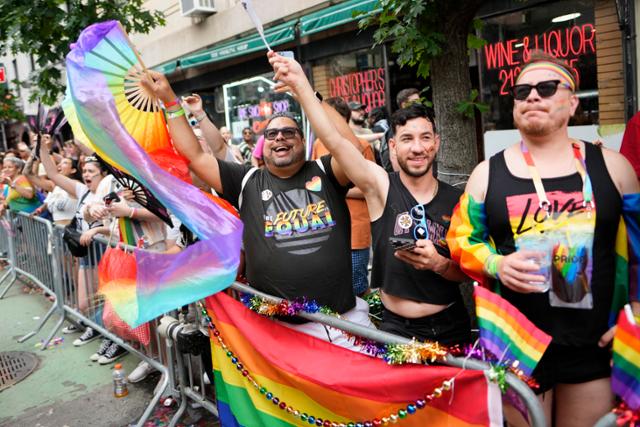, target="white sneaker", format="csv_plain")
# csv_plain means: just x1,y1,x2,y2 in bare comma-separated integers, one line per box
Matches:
73,327,98,346
97,342,127,365
90,338,113,361
62,324,80,334
128,361,156,383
